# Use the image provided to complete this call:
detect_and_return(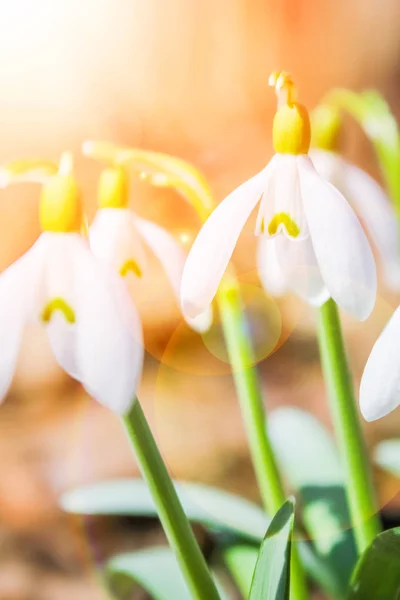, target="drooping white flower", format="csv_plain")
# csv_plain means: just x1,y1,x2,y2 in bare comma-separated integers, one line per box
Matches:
360,307,400,420
86,161,212,333
0,156,143,414
181,72,377,321
310,148,400,291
